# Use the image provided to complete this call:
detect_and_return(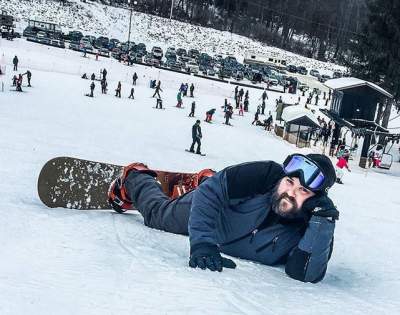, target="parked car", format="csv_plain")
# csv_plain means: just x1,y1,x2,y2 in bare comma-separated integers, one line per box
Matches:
333,71,342,79
188,49,200,59
234,70,244,81
310,69,320,77
151,46,163,60
67,31,83,42
318,74,331,83
297,66,308,75
176,48,187,56
23,26,37,38
36,31,48,39
186,60,199,74
207,68,216,76
95,36,109,49
287,65,297,73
